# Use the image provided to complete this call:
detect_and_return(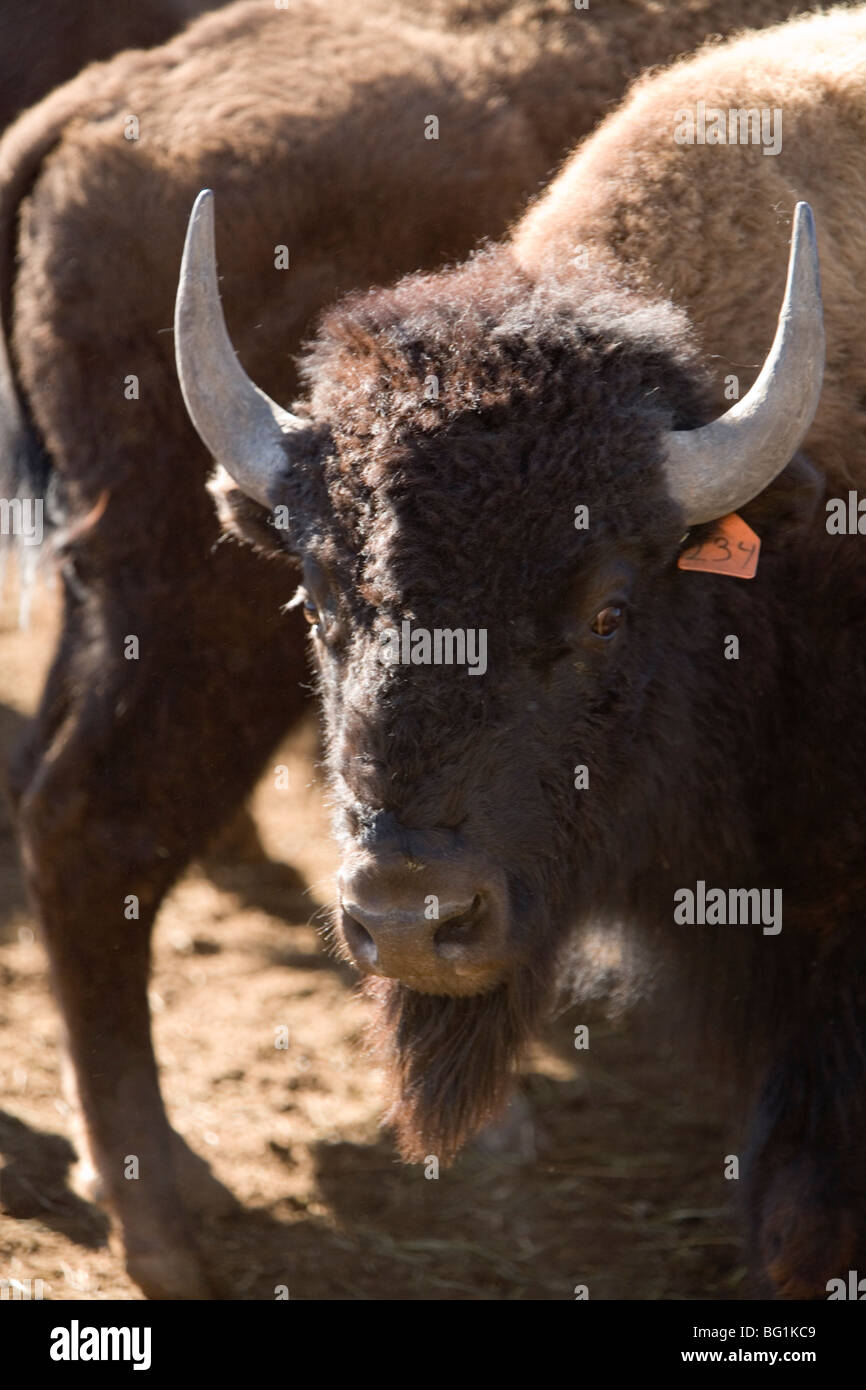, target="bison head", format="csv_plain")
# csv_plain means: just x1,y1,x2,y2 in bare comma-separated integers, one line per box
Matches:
174,192,823,1158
